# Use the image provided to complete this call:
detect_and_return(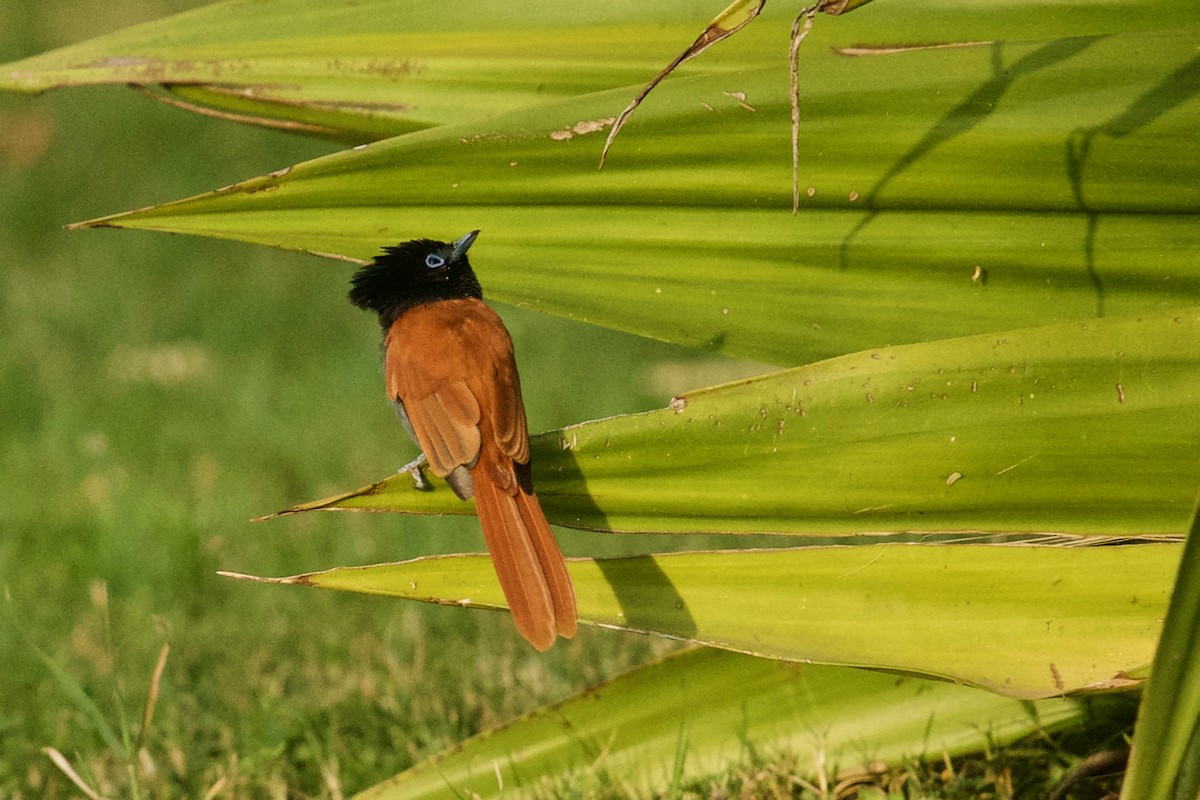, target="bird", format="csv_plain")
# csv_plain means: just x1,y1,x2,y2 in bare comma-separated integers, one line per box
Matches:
348,230,578,650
